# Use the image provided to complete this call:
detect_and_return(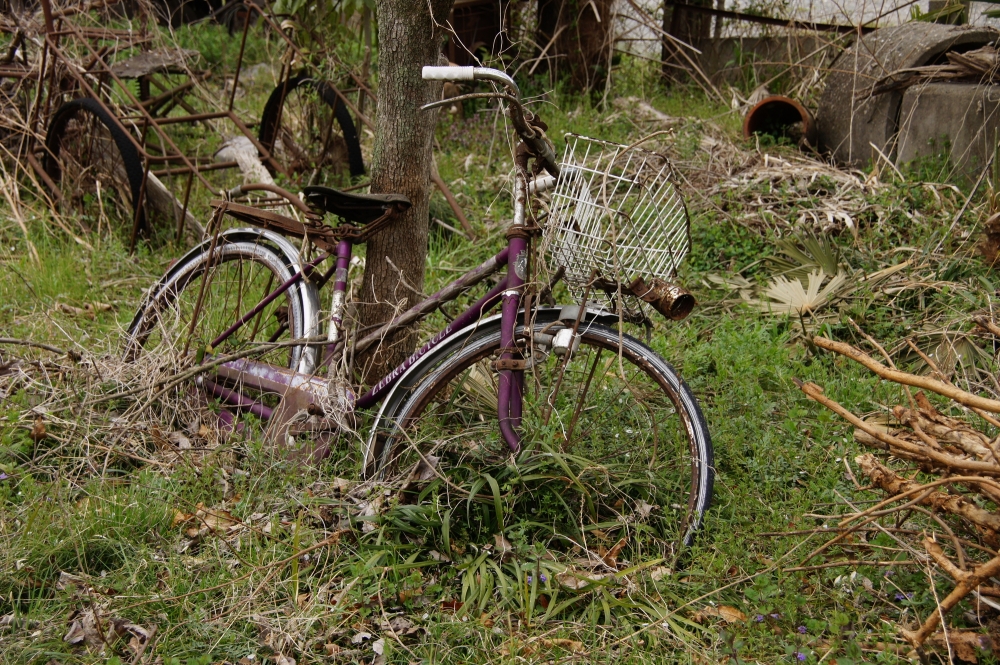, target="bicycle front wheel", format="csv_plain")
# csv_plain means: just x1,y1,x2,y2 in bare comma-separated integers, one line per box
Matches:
375,316,713,549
